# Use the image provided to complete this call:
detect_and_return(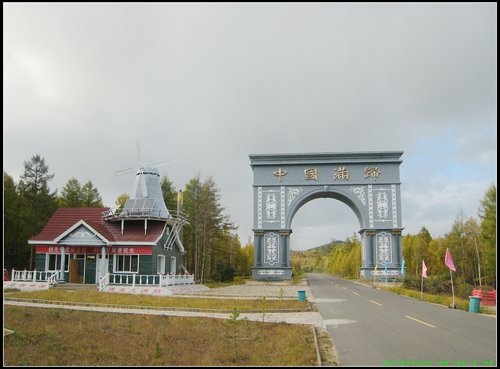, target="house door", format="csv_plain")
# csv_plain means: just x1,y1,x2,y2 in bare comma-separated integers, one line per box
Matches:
85,255,96,284
70,259,78,283
69,255,85,283
76,255,85,283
